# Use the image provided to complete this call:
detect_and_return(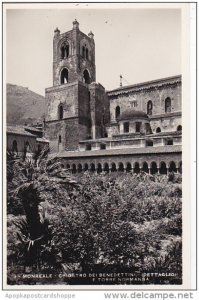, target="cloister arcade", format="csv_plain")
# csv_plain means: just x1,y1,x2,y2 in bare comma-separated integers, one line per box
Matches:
64,159,182,175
